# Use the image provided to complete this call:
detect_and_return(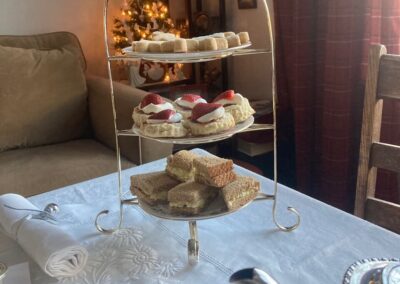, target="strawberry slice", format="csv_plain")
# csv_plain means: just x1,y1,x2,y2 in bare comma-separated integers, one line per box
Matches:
212,90,235,103
191,103,222,122
140,93,164,108
149,109,175,120
181,94,202,103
